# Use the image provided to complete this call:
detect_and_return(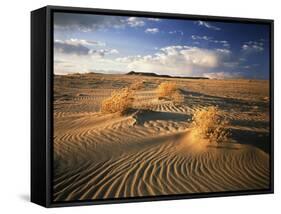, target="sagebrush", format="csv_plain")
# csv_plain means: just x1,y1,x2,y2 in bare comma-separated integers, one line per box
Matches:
157,82,177,98
101,88,134,114
157,82,184,103
191,106,229,143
